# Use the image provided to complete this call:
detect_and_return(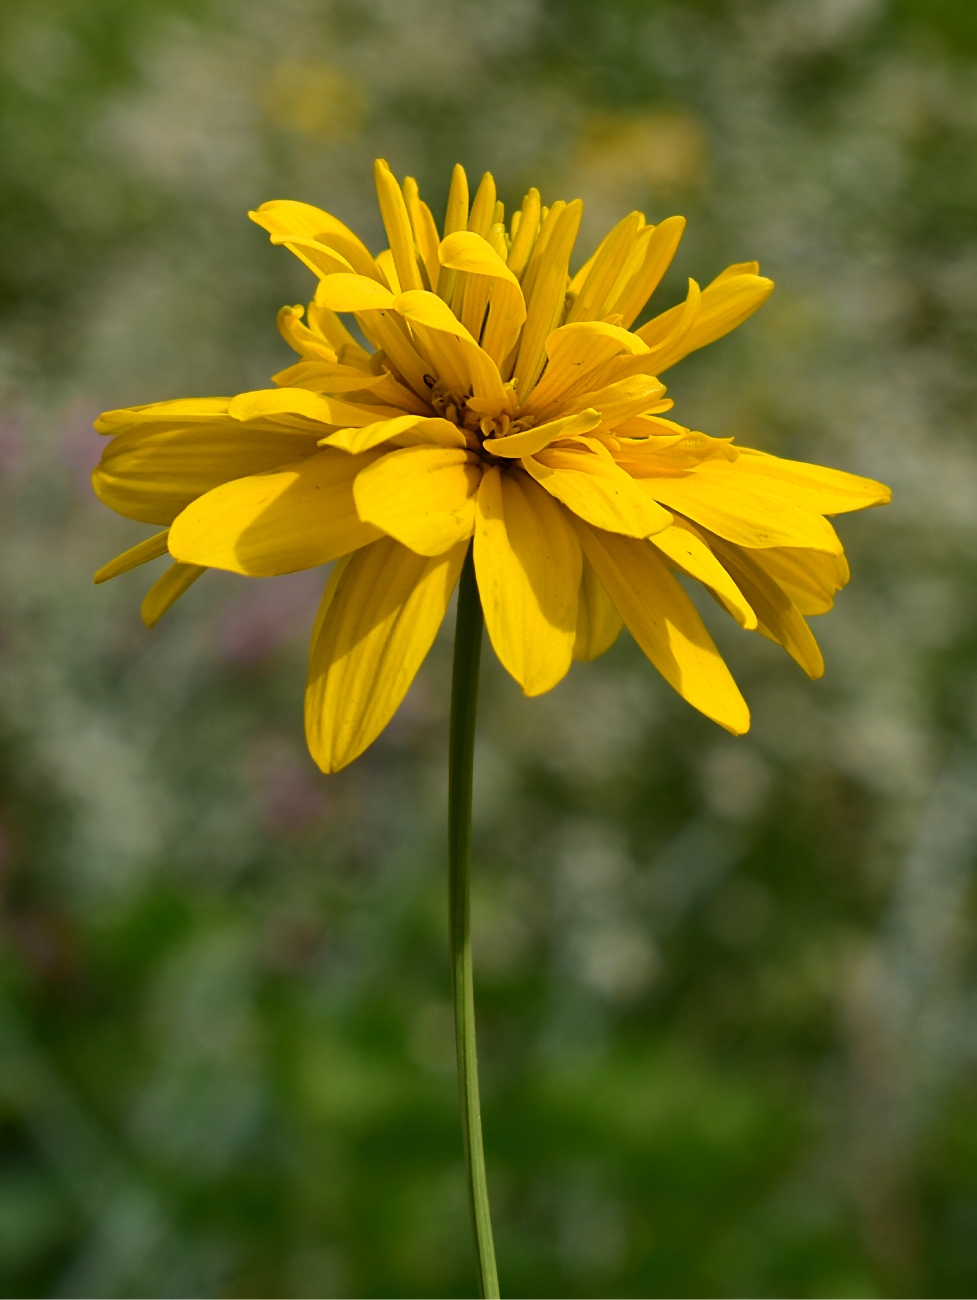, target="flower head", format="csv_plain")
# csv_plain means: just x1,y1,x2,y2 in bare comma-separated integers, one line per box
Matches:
93,160,890,771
